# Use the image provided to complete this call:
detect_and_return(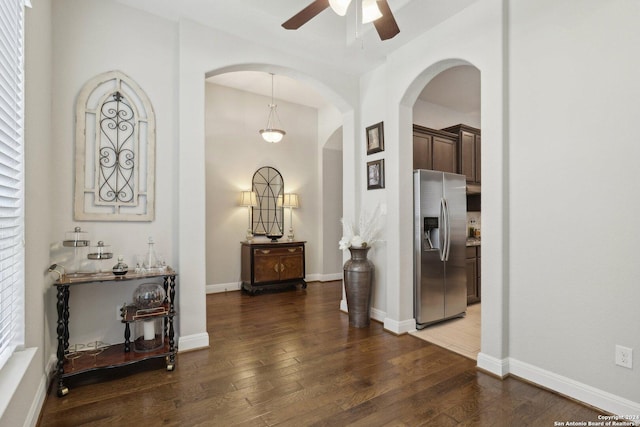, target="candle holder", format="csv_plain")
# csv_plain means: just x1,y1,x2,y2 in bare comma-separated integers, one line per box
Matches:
133,318,164,353
132,282,166,353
